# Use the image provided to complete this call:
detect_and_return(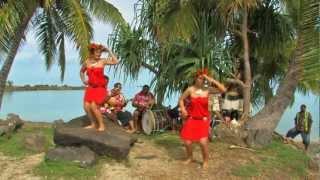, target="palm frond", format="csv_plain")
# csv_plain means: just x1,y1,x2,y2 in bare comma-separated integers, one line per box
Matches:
34,9,57,70
80,0,125,25
0,0,30,53
298,0,319,82
57,32,66,81
60,0,93,60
